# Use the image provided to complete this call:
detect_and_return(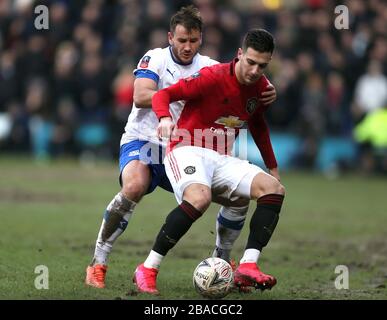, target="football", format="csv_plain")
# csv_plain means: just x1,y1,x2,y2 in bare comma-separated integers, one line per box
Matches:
193,257,234,299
